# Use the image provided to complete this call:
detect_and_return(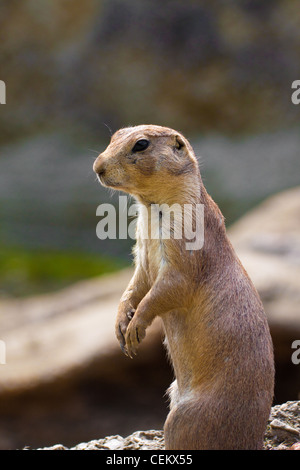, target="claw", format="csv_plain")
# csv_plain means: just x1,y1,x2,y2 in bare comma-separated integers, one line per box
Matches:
118,324,125,342
120,343,128,356
126,309,135,321
127,347,134,359
118,324,128,356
